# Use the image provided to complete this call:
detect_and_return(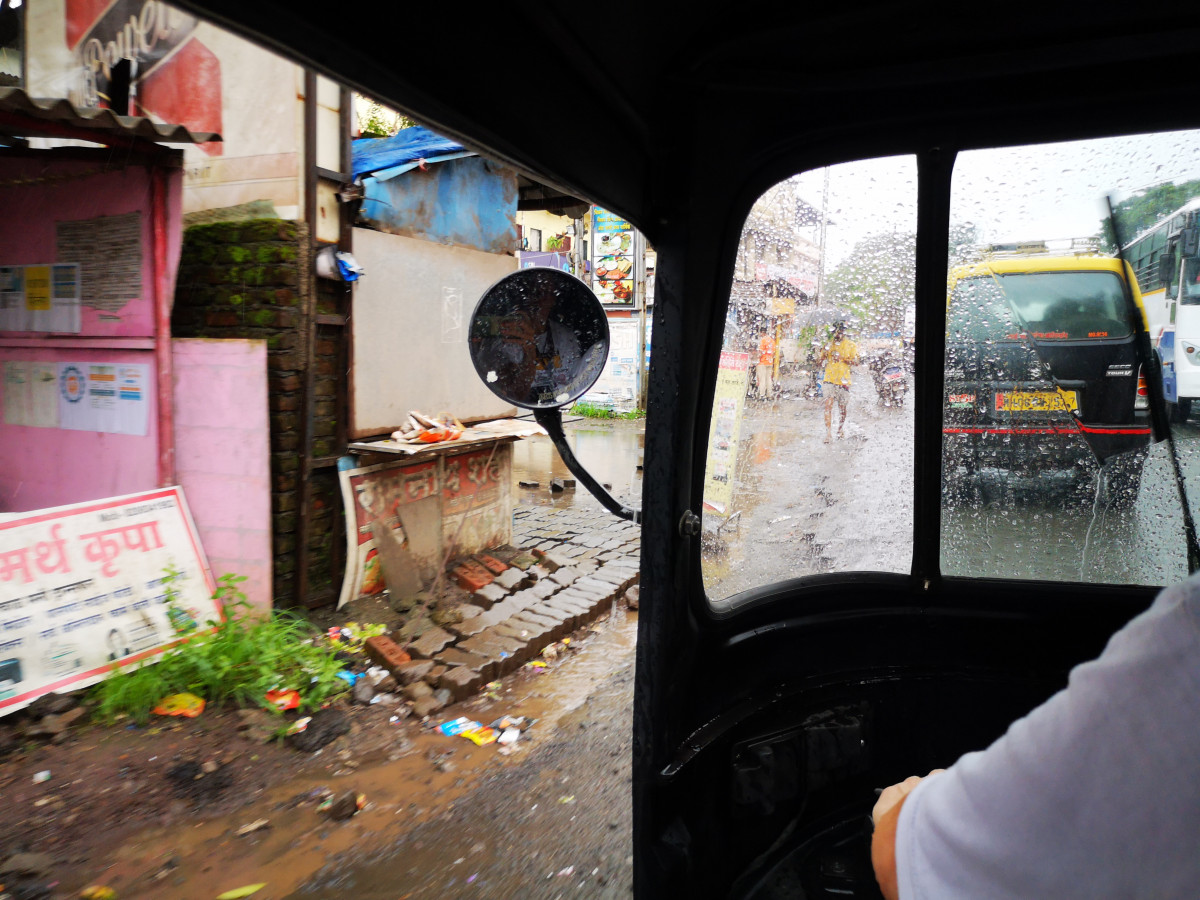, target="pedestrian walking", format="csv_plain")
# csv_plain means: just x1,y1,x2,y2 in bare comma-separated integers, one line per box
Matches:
756,330,776,400
820,321,858,441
